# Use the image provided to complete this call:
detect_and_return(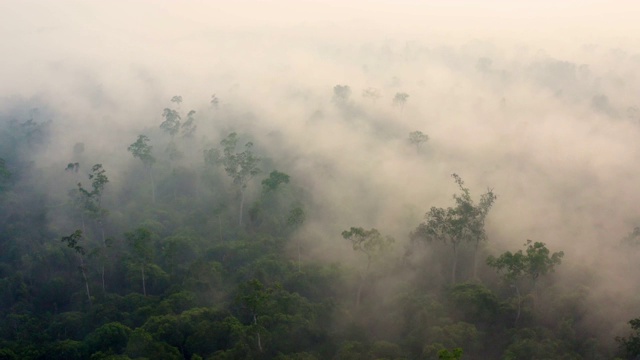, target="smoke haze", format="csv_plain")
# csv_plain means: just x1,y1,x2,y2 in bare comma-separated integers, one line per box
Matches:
2,0,640,350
